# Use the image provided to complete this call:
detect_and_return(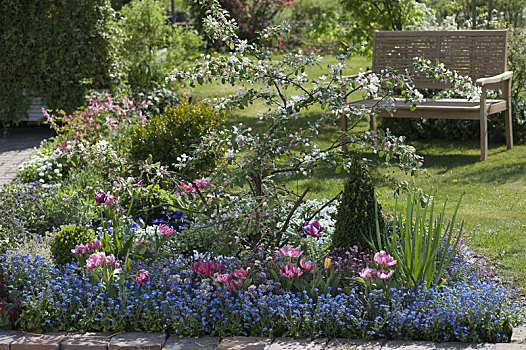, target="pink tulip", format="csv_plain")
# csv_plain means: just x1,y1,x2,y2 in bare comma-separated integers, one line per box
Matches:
376,269,394,280
278,245,303,258
280,262,303,279
136,269,149,285
299,258,313,271
232,268,248,279
374,250,397,267
193,261,214,277
105,254,116,265
359,267,376,279
215,274,230,283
